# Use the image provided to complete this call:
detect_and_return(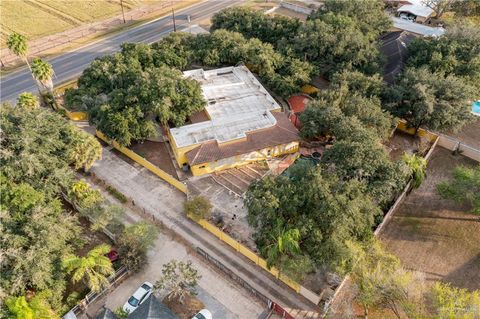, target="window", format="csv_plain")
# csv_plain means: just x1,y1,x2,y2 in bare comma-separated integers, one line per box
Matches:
199,165,206,169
